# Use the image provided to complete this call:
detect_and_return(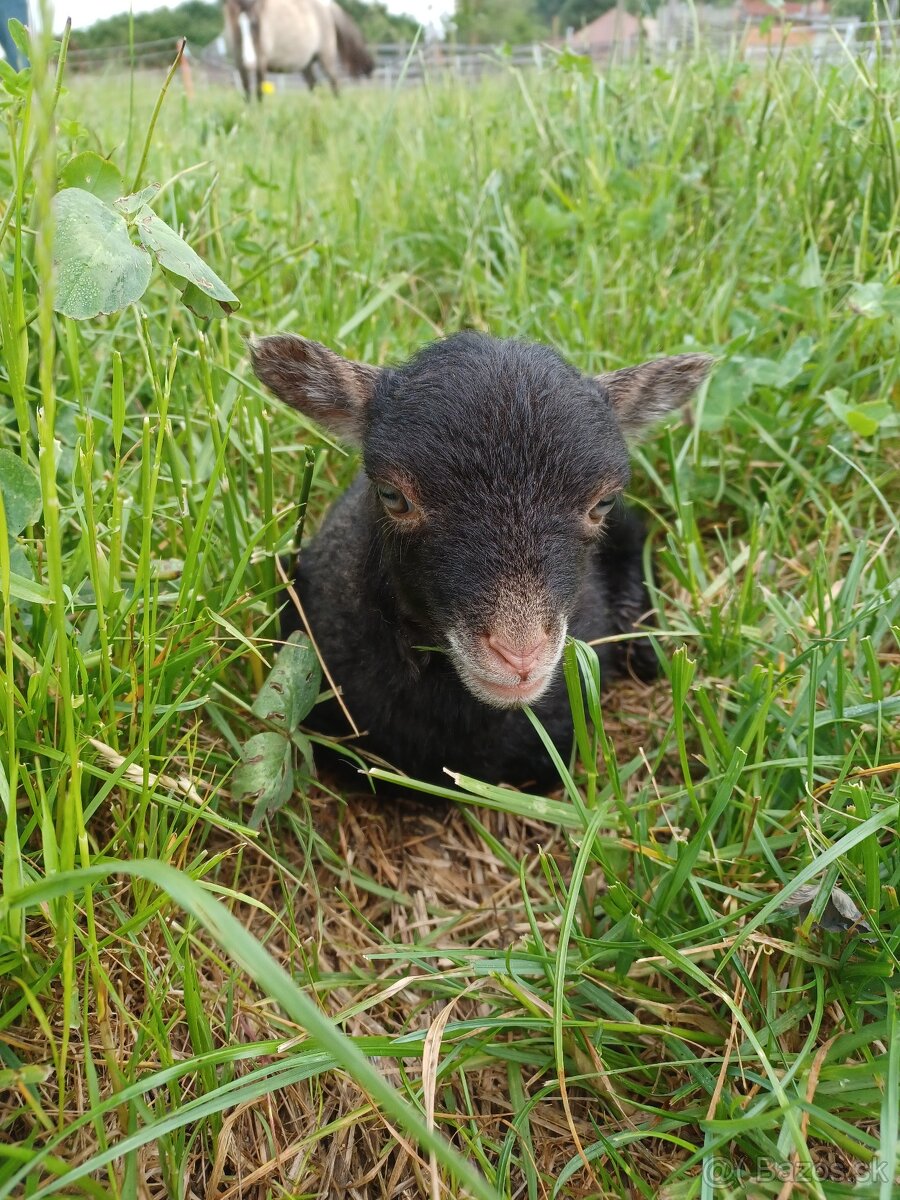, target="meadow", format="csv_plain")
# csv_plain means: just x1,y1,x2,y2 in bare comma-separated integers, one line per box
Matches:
0,28,898,1199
